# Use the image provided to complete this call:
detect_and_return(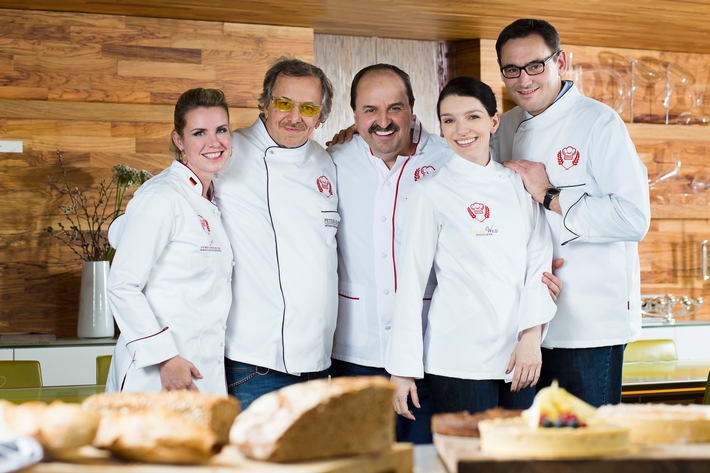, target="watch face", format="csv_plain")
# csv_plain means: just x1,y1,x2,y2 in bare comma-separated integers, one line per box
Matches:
547,187,561,196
